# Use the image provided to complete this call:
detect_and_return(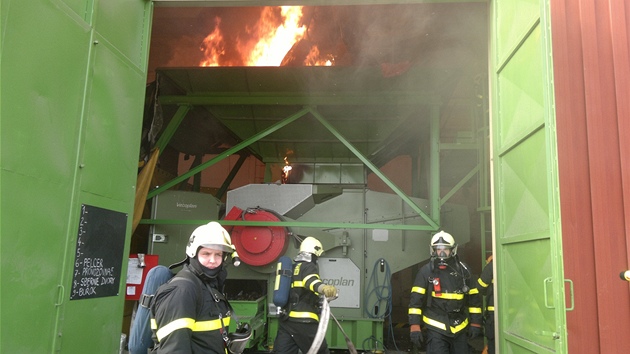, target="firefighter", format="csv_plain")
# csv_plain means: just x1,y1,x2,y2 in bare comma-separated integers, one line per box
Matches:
476,255,495,354
408,231,483,353
150,222,236,354
274,237,337,354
